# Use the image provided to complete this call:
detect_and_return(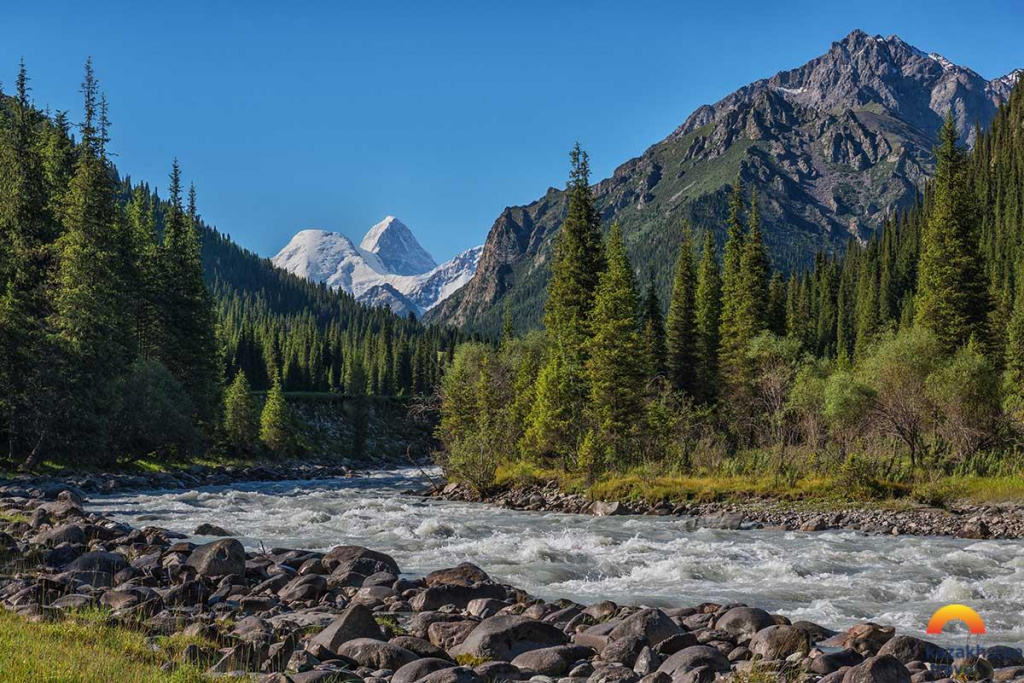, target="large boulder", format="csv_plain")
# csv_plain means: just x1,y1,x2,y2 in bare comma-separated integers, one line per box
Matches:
324,545,400,575
411,583,507,611
715,607,776,641
37,523,87,548
823,624,895,656
393,657,457,683
391,636,454,661
310,604,386,653
511,645,592,676
877,635,951,665
278,574,328,603
425,563,491,587
608,609,682,648
748,625,812,661
186,539,246,578
840,654,910,683
657,646,731,675
335,638,418,670
983,645,1024,668
450,615,569,662
416,667,484,683
808,649,865,675
64,551,127,588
